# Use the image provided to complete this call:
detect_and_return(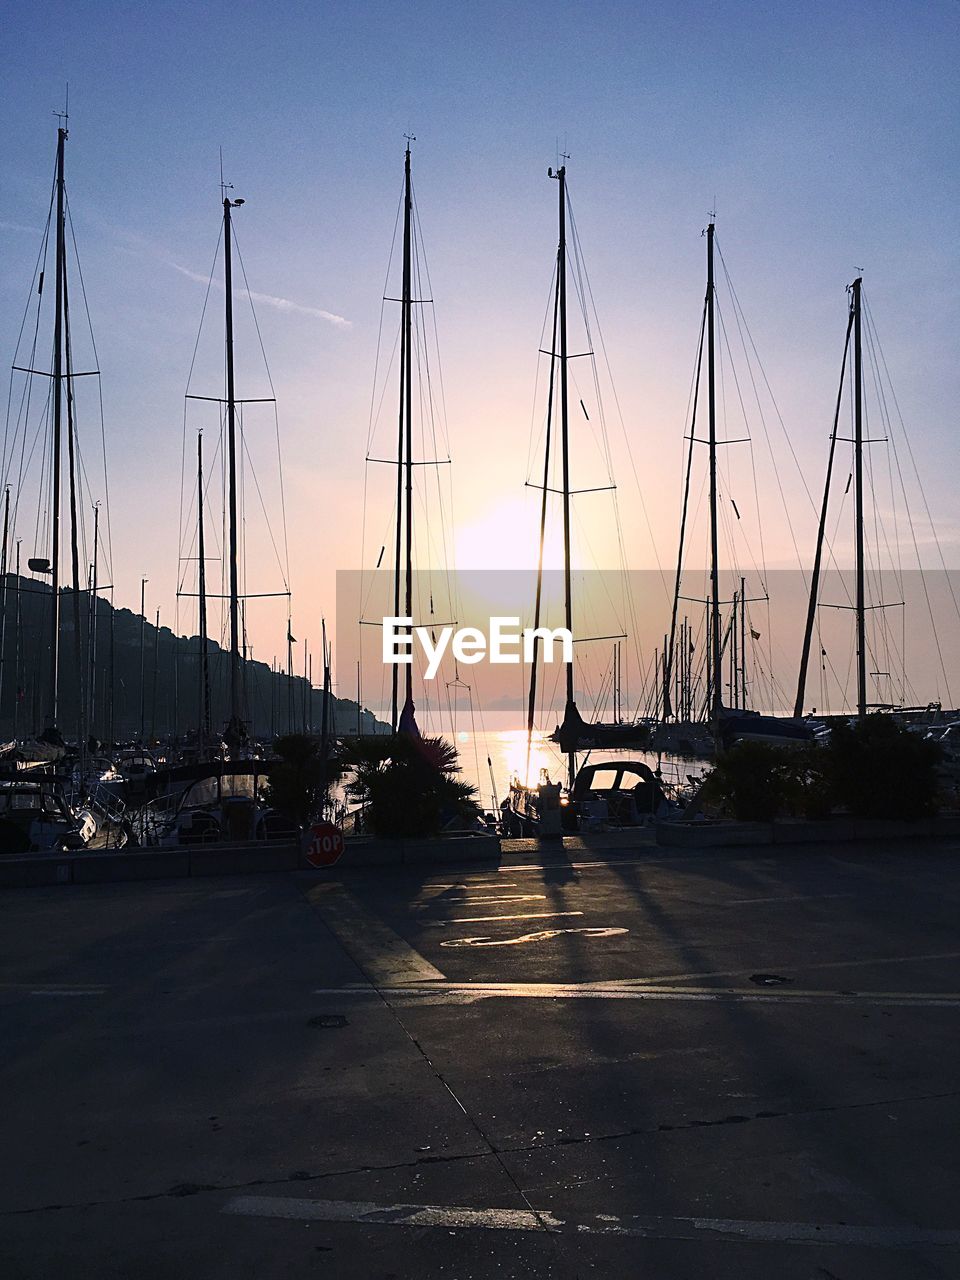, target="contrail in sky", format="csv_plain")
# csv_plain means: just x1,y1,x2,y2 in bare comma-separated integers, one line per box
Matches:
170,260,351,328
